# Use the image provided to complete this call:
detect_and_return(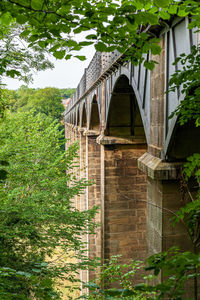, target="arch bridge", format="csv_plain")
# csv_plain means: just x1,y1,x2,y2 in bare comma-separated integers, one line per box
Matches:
64,17,200,289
